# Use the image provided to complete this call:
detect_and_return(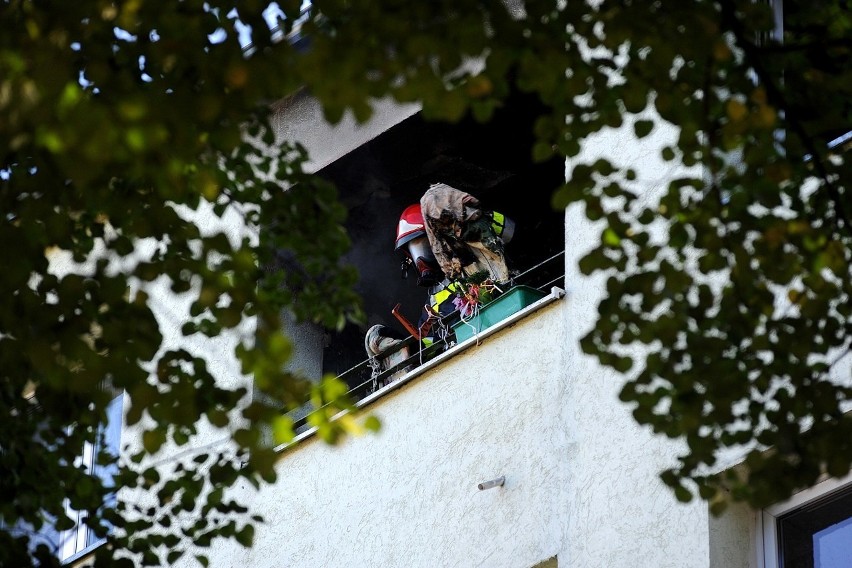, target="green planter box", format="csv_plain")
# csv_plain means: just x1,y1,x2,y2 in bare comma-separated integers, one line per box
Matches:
452,285,547,342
